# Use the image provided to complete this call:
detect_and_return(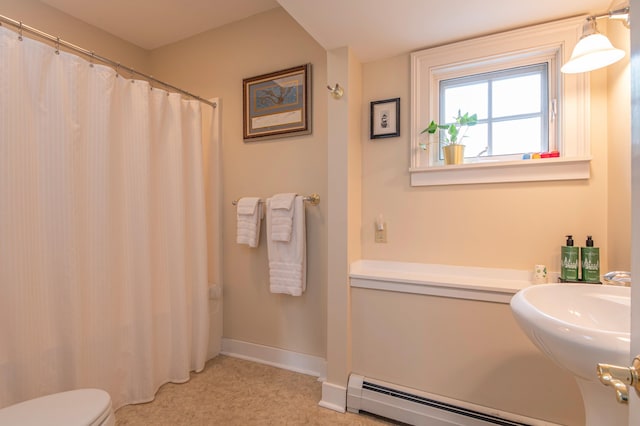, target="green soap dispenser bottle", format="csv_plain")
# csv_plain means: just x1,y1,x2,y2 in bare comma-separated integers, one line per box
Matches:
581,236,600,283
561,235,579,281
